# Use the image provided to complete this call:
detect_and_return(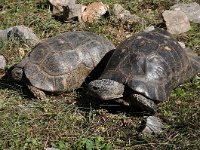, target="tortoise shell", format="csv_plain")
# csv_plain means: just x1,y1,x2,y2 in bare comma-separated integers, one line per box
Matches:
99,29,200,101
22,31,115,92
